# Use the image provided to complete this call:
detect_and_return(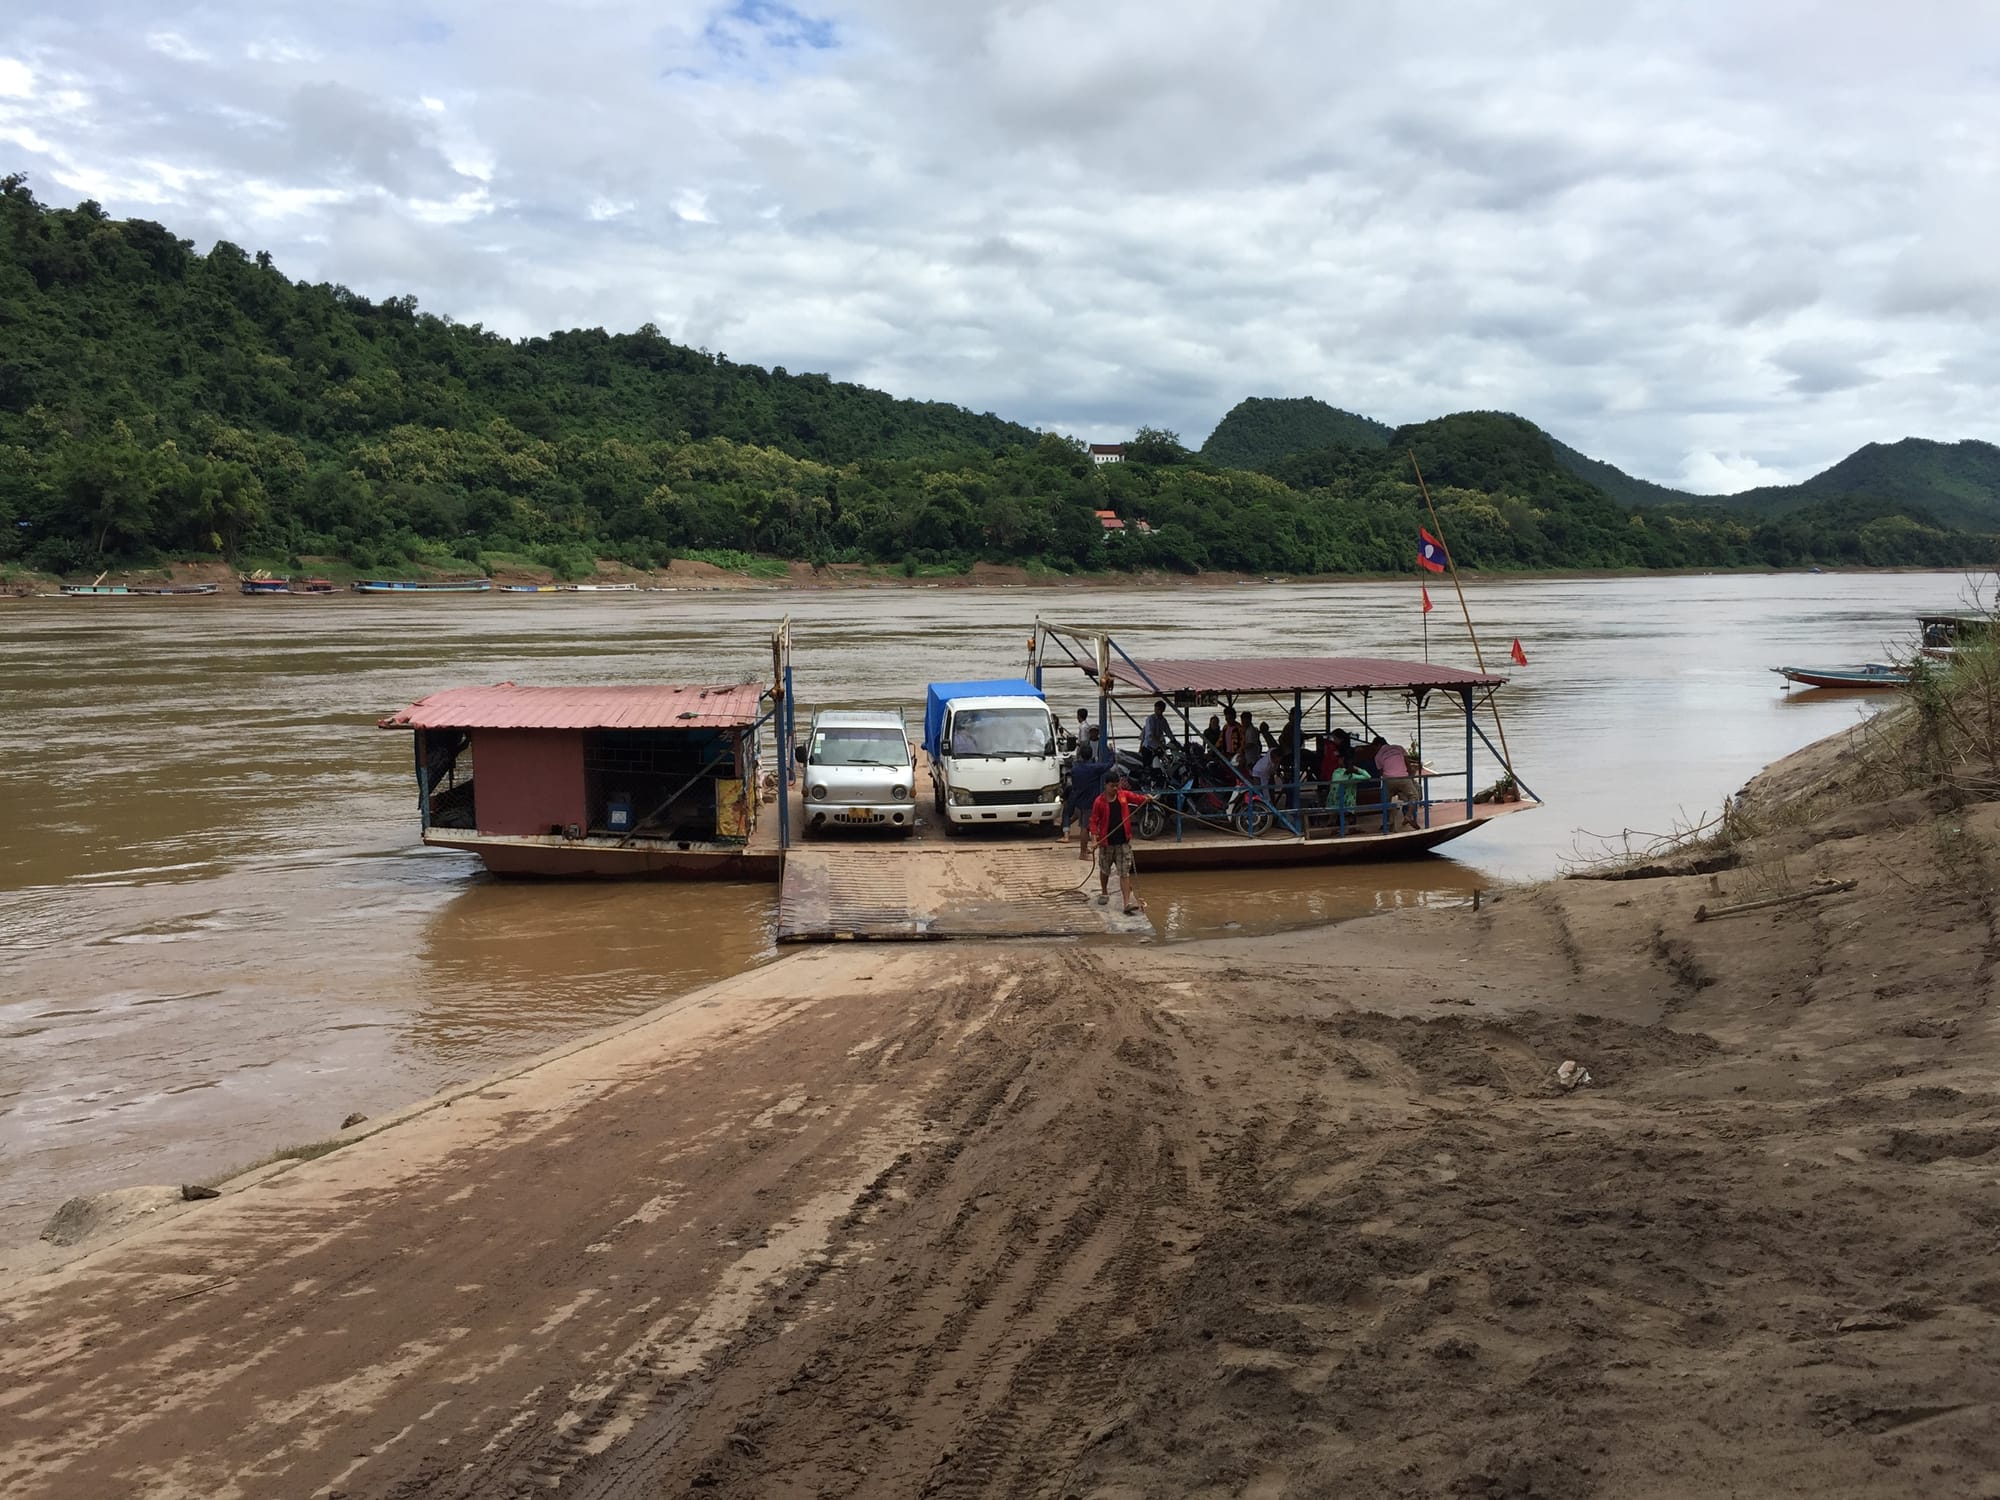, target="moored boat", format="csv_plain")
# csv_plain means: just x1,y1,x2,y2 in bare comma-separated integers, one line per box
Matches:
379,677,780,879
240,575,291,595
1918,613,1991,660
1024,622,1538,870
61,581,219,596
564,583,640,593
498,583,563,593
1773,663,1908,690
352,579,493,595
